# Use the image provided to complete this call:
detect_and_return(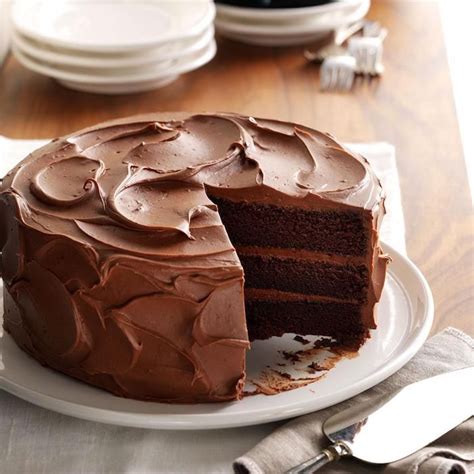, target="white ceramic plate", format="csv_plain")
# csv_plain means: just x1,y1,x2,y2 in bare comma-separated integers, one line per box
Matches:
12,26,215,70
216,0,363,22
12,39,217,85
0,243,433,430
215,0,369,36
12,0,214,53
